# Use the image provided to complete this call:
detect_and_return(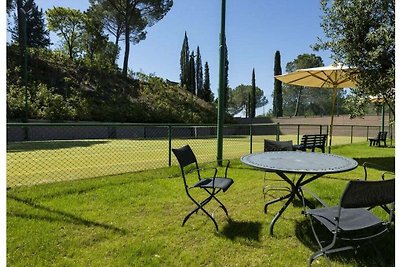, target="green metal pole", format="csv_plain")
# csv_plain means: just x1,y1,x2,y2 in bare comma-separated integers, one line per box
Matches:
249,124,253,153
276,123,280,141
350,125,353,144
168,125,172,166
217,0,226,165
20,8,28,123
381,104,385,132
297,125,300,145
